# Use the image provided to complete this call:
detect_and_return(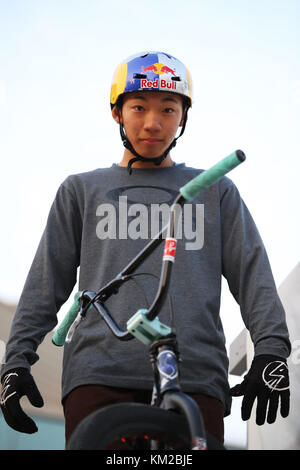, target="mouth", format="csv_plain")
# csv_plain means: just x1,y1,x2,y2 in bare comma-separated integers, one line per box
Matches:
141,138,164,146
